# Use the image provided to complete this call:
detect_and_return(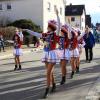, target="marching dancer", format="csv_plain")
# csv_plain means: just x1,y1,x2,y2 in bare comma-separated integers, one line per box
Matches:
76,30,85,73
69,29,79,78
58,24,70,85
69,28,86,78
24,9,60,98
13,28,23,71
